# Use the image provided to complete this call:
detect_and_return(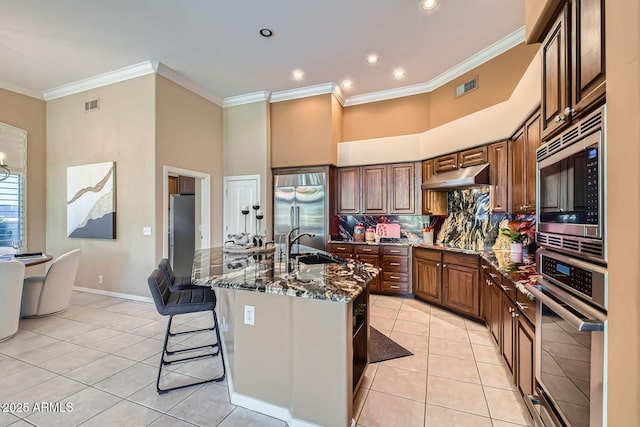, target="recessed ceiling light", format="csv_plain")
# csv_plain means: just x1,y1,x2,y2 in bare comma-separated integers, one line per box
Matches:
422,0,437,10
292,69,305,80
367,54,380,64
341,80,353,89
259,28,273,37
393,69,406,79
